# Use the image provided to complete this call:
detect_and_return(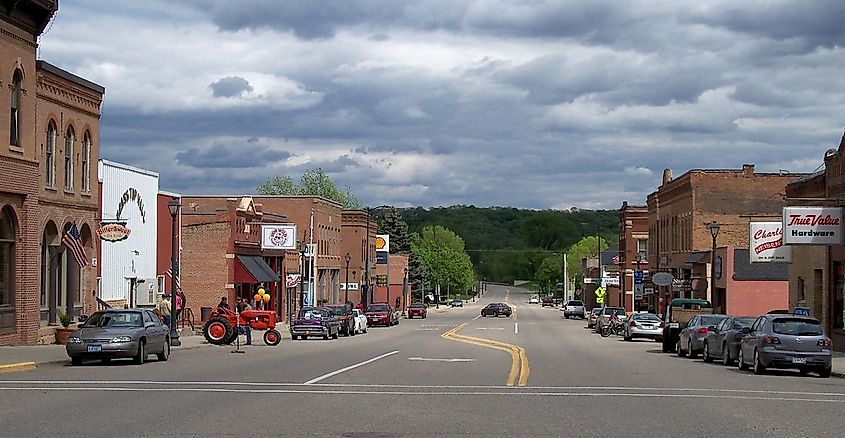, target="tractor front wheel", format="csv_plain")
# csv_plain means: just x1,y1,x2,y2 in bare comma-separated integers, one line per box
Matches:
203,317,233,345
264,329,282,346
